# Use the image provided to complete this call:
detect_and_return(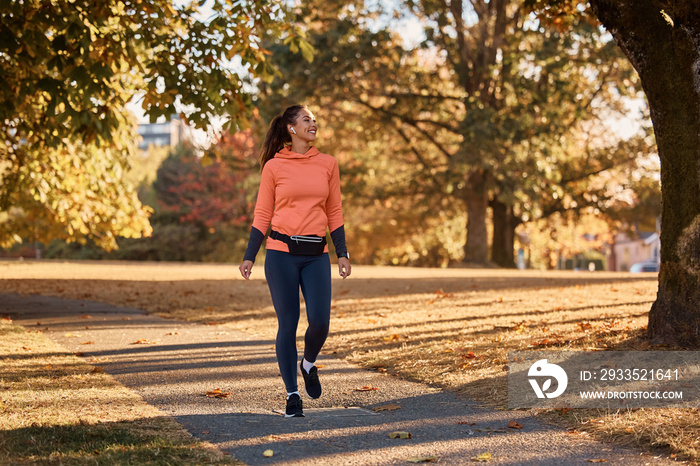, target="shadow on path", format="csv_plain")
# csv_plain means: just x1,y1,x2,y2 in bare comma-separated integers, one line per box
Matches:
2,293,671,465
